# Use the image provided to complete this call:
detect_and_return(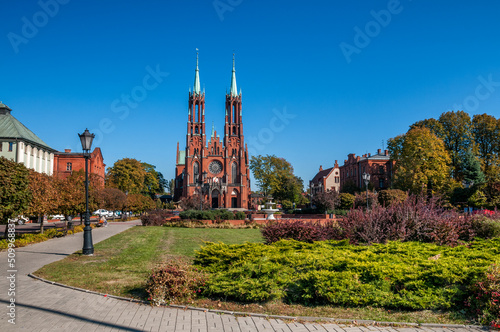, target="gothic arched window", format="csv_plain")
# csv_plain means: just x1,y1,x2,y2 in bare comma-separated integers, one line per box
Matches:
193,162,199,184
232,162,238,184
